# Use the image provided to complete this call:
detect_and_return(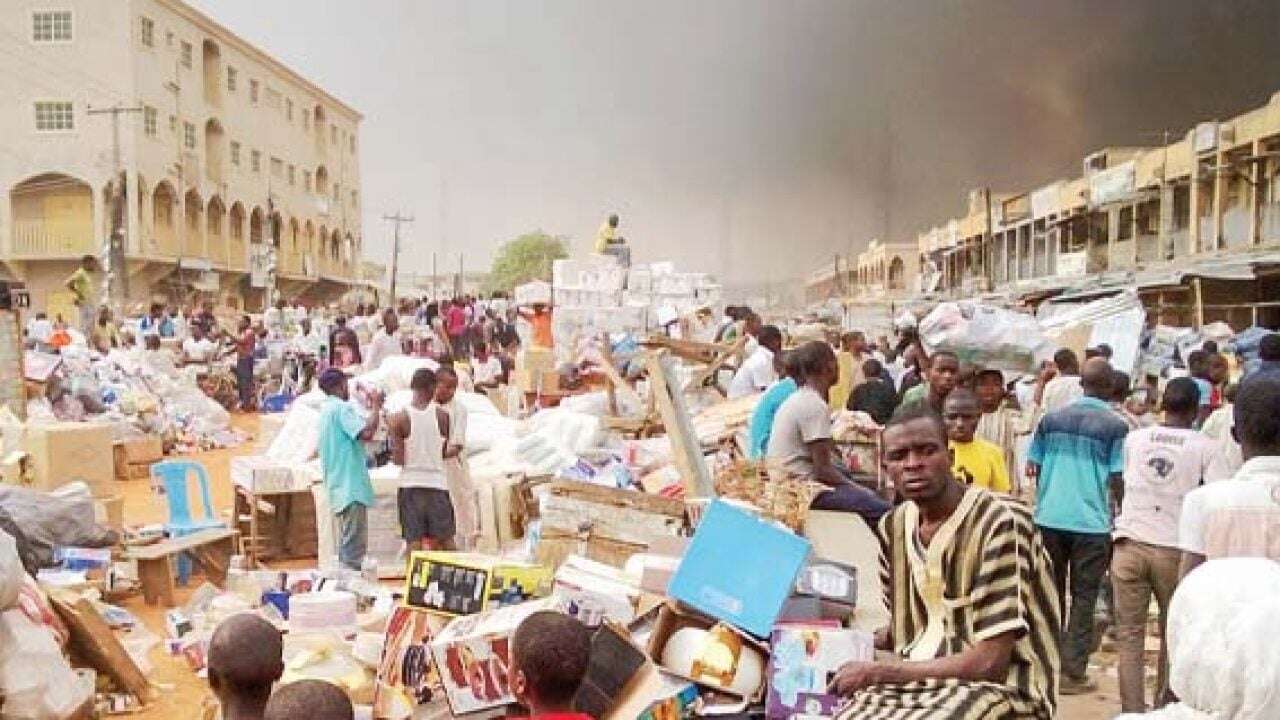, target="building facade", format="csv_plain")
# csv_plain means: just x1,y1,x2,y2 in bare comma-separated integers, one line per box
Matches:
1,0,364,317
913,92,1280,303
